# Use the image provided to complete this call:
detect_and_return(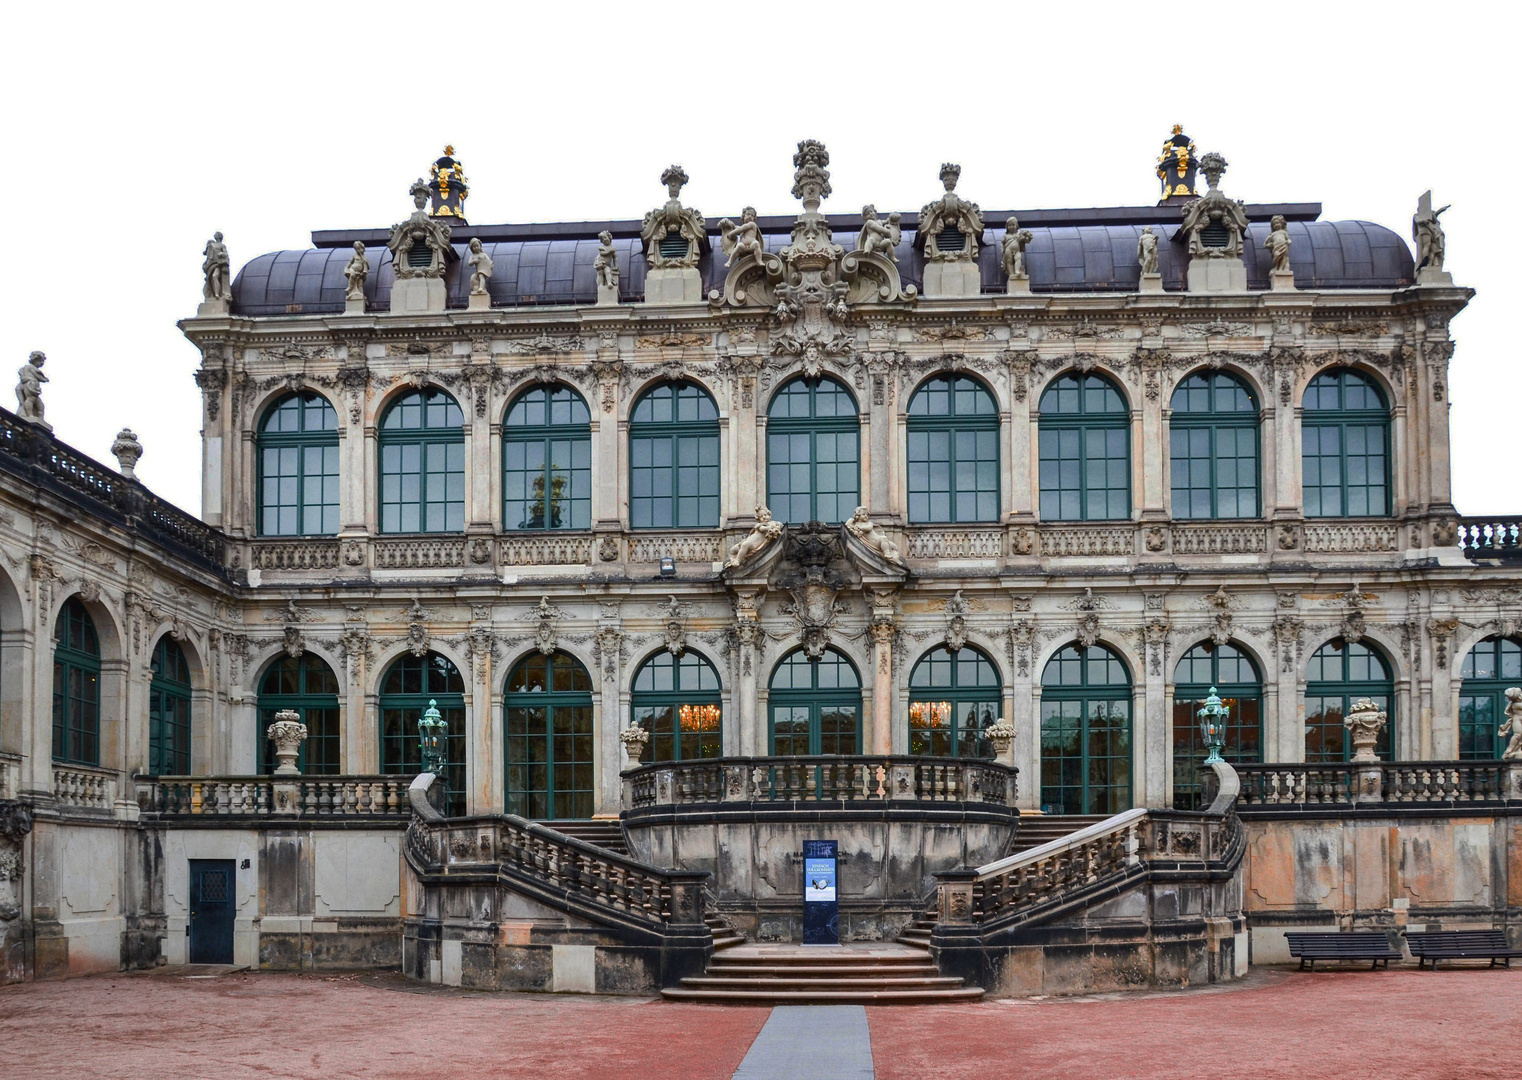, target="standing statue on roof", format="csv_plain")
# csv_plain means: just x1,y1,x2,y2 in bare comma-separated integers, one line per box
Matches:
1001,216,1033,279
467,238,493,296
1137,226,1159,275
343,241,370,301
855,205,902,263
1413,190,1450,274
15,351,47,426
1264,215,1292,272
594,231,619,290
719,207,765,268
202,231,232,302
